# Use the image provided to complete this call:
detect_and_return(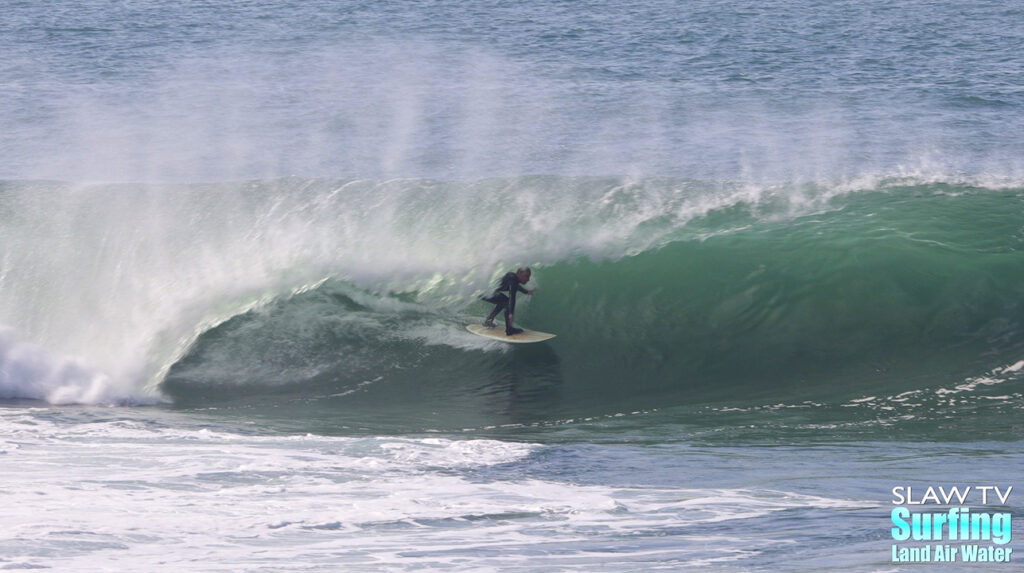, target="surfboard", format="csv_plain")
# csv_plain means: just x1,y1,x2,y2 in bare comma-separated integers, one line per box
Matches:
465,324,556,343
